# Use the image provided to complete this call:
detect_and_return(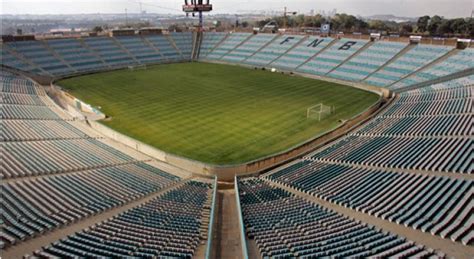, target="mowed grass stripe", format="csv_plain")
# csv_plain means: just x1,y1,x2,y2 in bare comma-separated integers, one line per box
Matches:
58,62,379,164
